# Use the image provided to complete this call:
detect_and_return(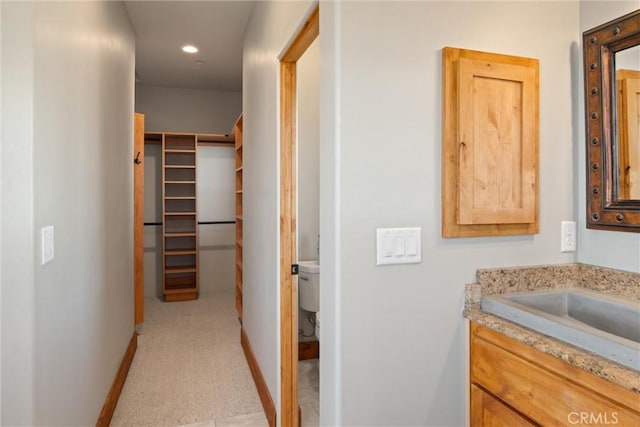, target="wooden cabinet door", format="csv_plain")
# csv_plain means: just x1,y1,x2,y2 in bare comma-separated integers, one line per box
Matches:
457,56,538,225
442,47,539,237
471,384,537,427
